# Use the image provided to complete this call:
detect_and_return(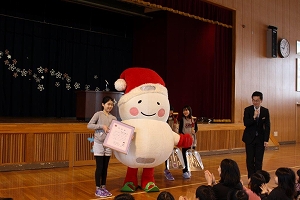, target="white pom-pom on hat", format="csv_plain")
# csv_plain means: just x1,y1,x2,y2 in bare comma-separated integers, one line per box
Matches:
114,78,126,91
